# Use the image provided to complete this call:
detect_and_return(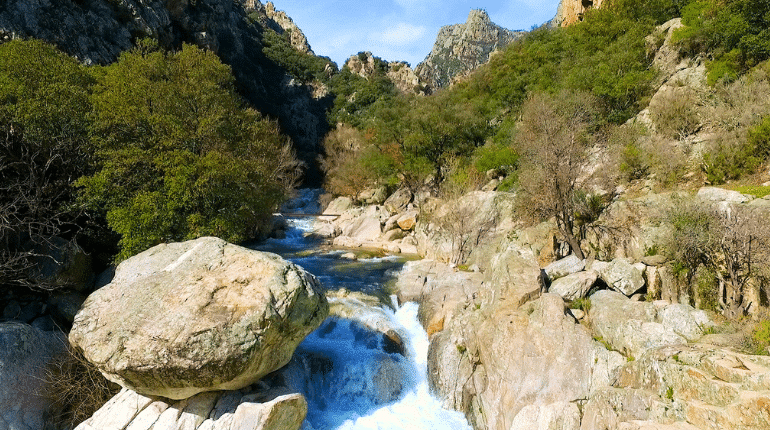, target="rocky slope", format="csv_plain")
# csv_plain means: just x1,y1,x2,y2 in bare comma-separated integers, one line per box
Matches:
415,9,523,89
0,0,330,183
345,52,427,95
